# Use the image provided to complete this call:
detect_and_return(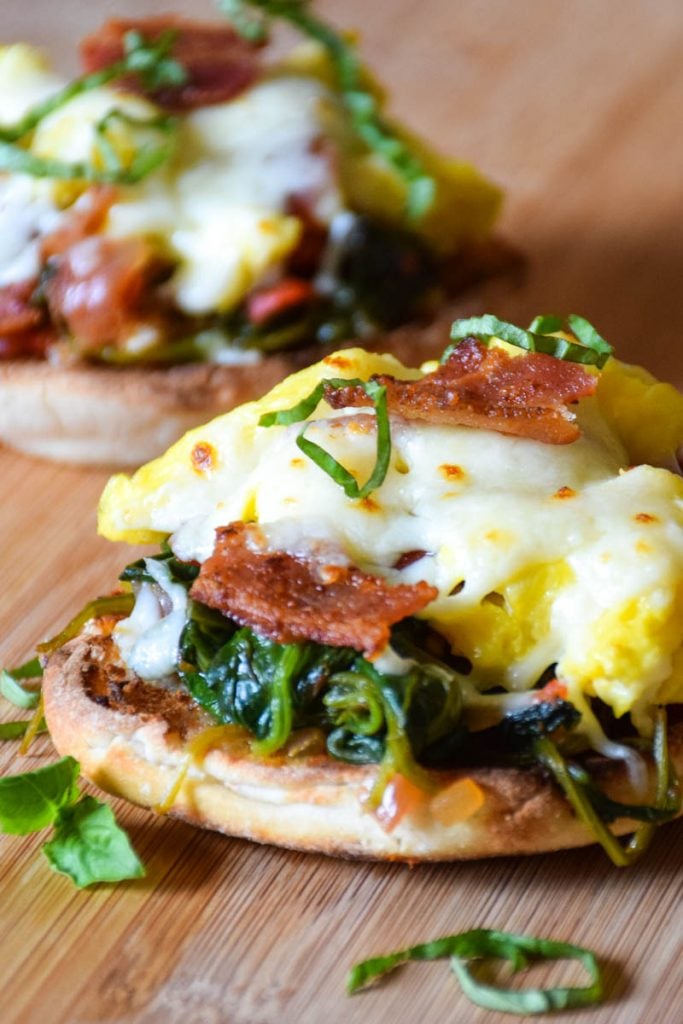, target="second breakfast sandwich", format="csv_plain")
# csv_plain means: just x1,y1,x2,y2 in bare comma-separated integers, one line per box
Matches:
0,1,508,465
